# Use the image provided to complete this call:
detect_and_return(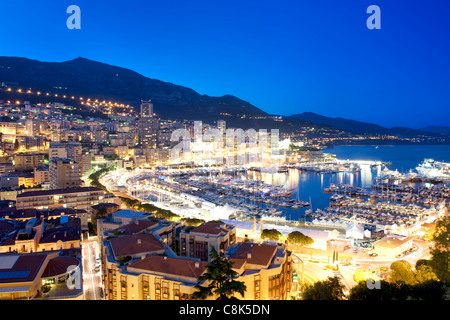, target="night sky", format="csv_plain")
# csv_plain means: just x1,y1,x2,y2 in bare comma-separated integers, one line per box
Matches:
0,0,449,128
